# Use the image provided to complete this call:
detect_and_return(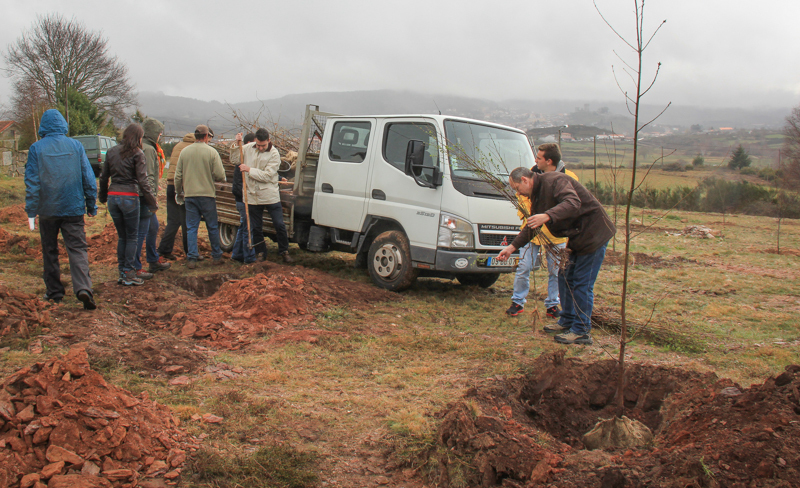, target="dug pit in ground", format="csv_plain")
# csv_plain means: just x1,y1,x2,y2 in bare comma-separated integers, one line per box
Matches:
433,352,800,487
